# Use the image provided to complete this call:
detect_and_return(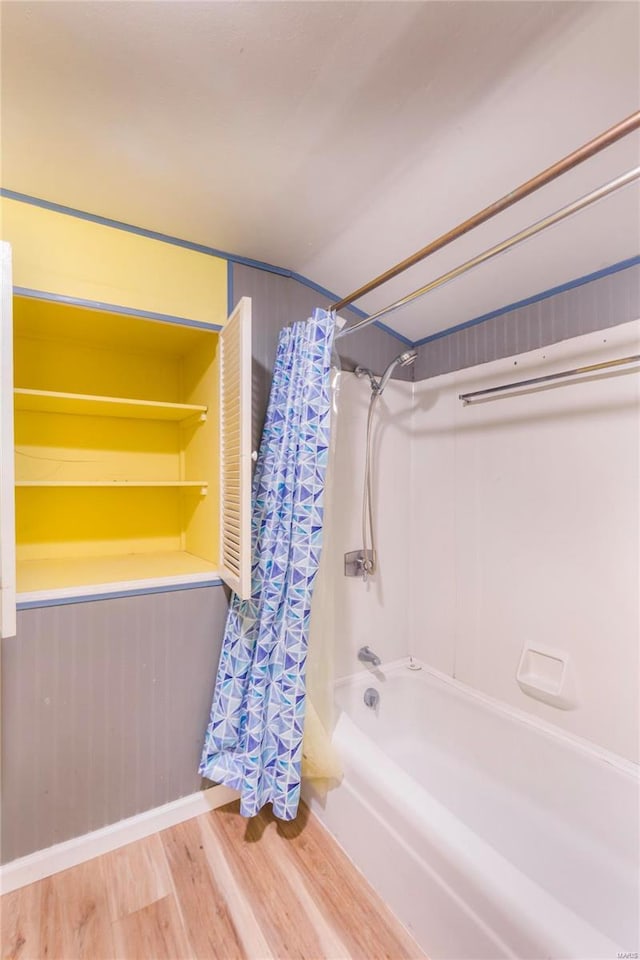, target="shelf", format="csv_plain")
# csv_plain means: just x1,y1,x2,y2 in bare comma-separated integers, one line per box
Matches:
16,480,207,489
14,388,207,422
16,550,221,596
